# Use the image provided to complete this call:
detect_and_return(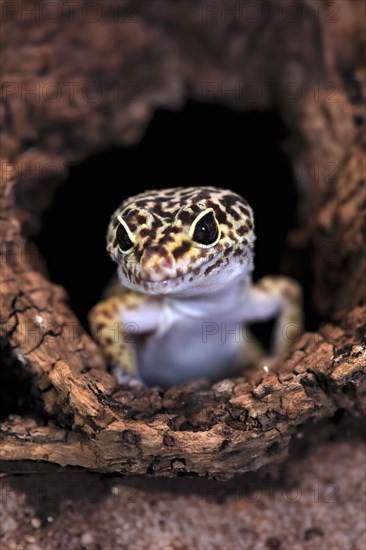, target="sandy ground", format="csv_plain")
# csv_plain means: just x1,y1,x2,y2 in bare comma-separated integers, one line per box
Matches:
1,422,365,550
